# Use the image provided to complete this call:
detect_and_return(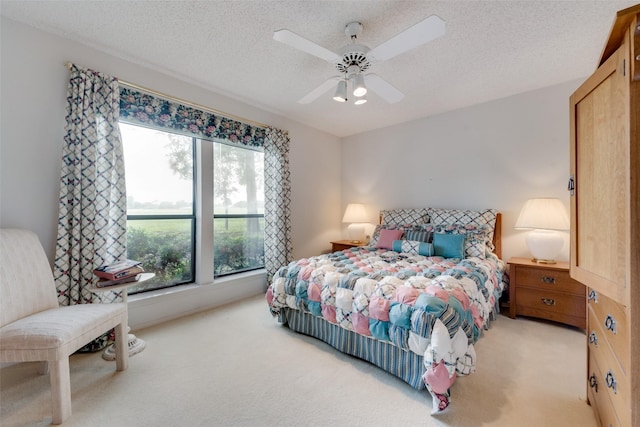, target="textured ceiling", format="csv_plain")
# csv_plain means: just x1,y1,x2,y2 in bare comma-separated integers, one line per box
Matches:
1,0,636,137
